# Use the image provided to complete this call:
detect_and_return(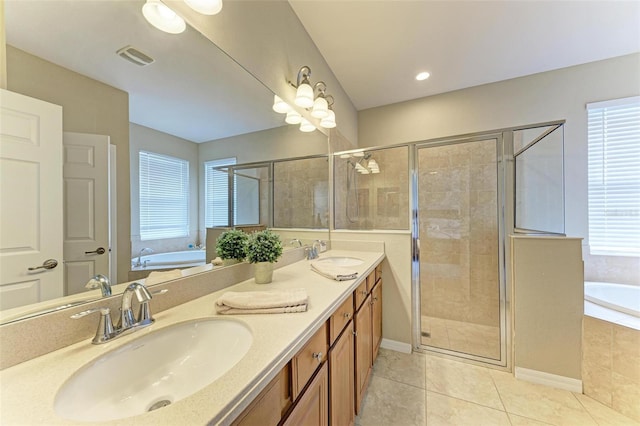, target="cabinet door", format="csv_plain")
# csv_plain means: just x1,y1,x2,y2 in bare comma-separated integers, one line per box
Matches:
232,364,291,426
293,323,328,399
329,321,355,426
283,362,329,426
354,294,372,415
371,281,383,362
